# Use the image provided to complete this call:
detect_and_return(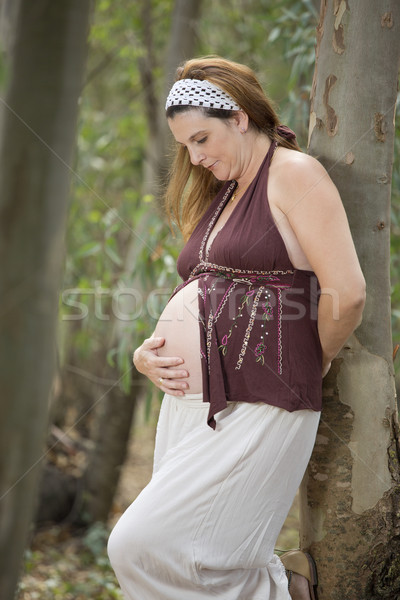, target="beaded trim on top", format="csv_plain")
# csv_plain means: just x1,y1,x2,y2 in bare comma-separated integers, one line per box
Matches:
165,79,241,111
